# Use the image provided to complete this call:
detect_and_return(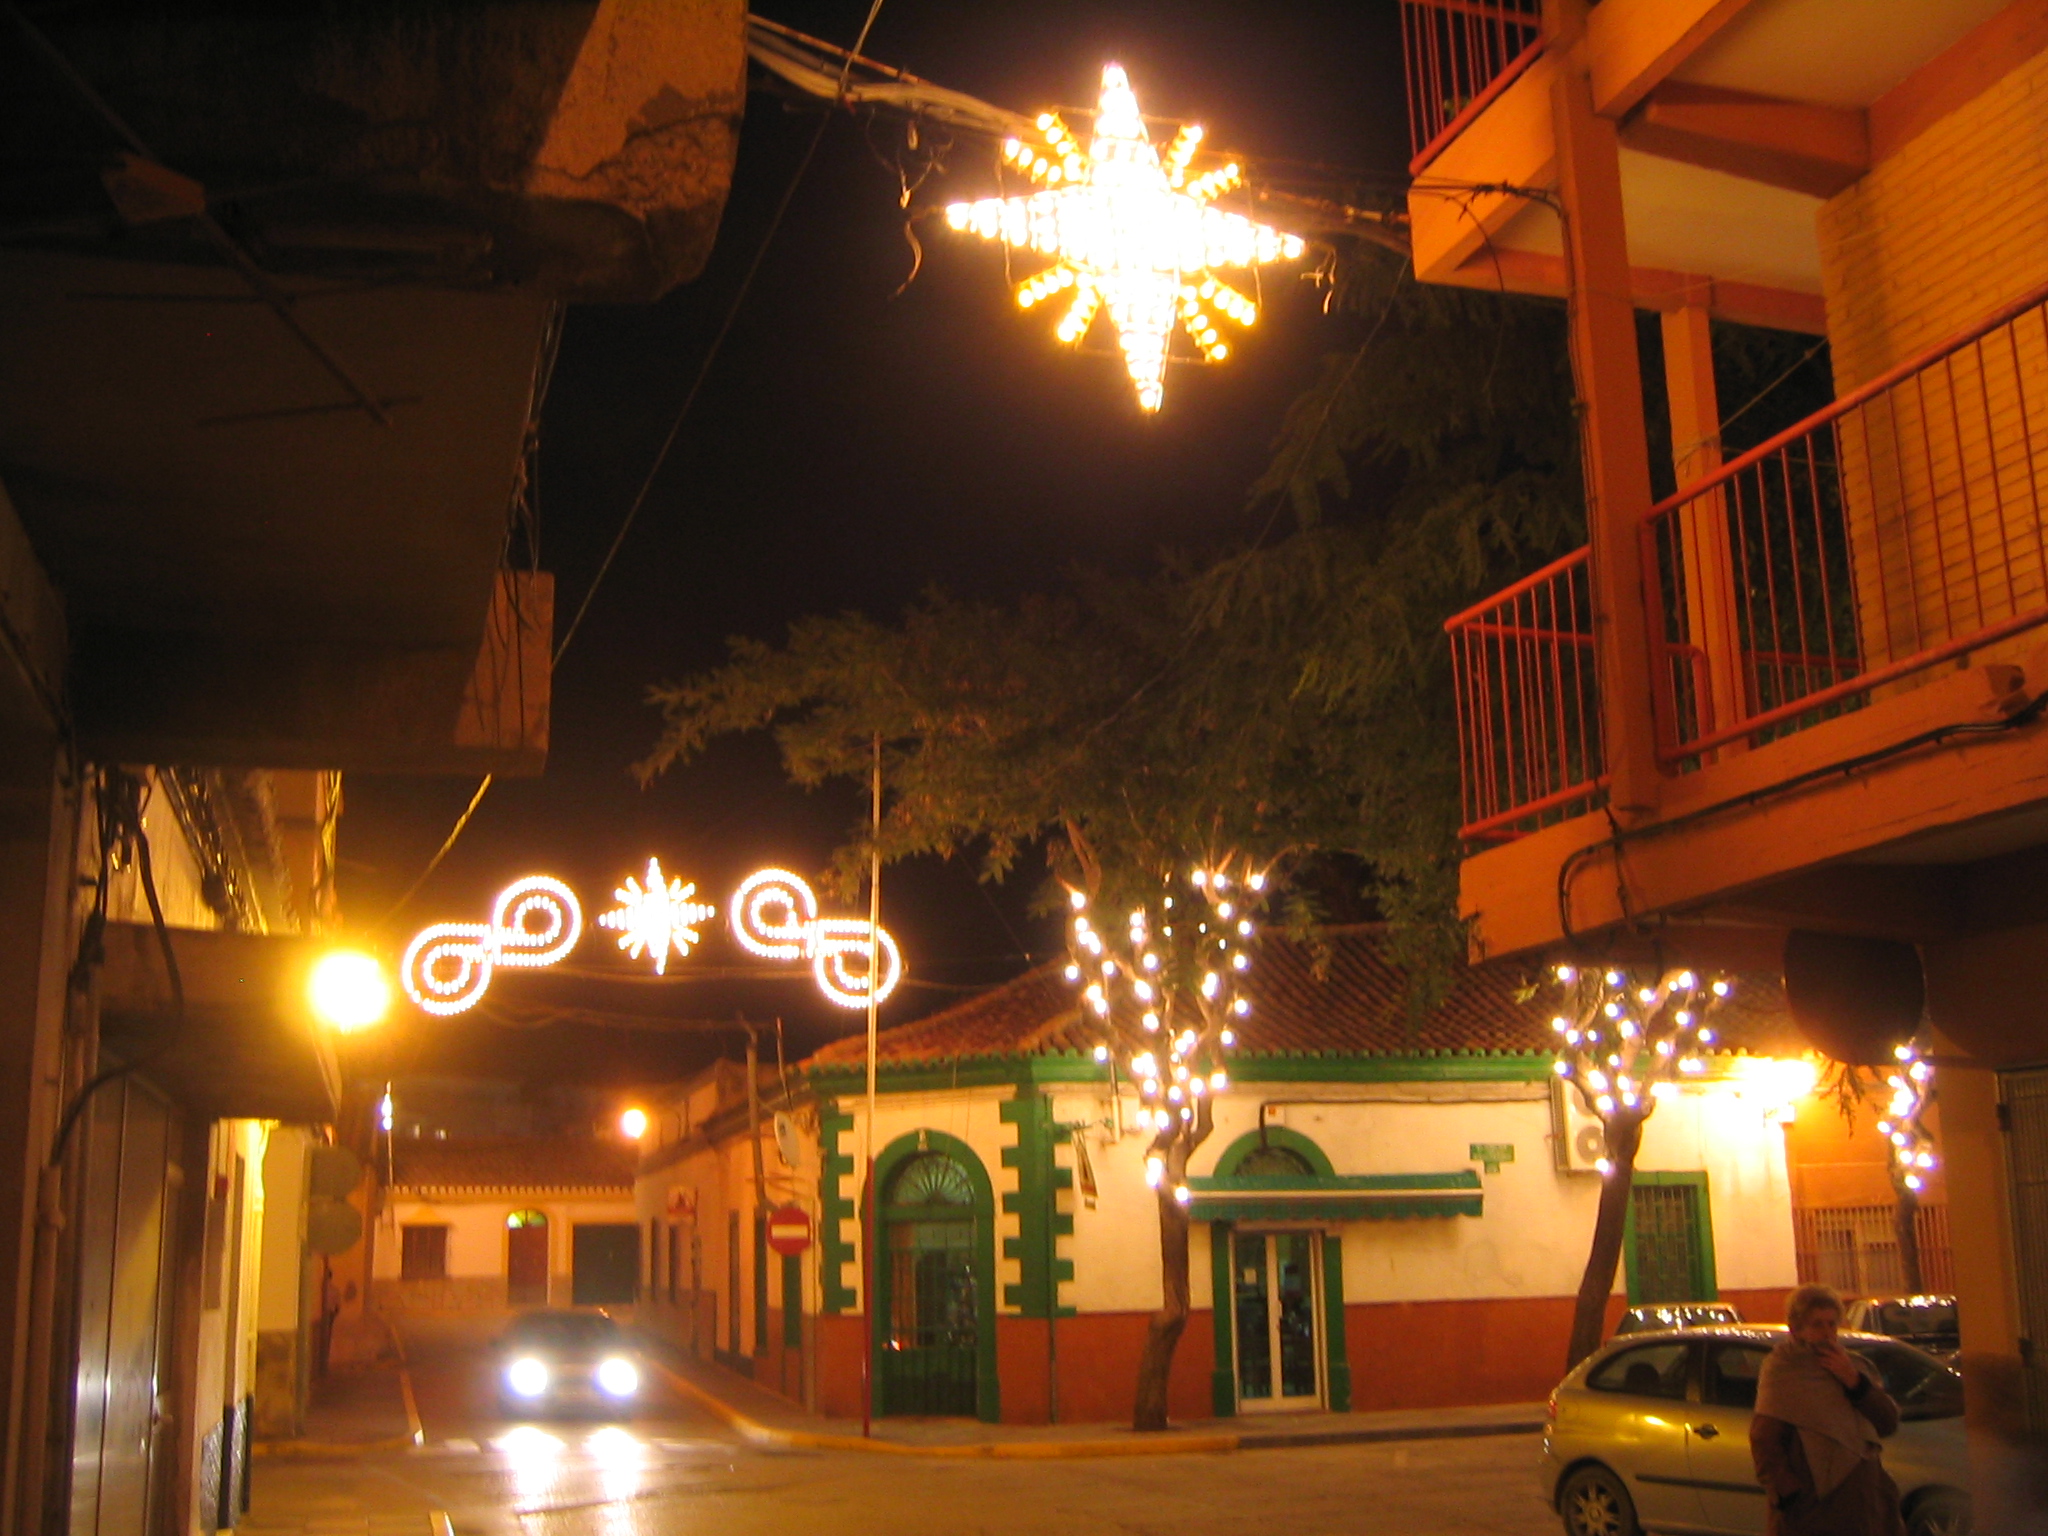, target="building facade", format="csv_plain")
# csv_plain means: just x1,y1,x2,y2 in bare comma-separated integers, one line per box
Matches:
1401,0,2048,1473
634,929,1812,1424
